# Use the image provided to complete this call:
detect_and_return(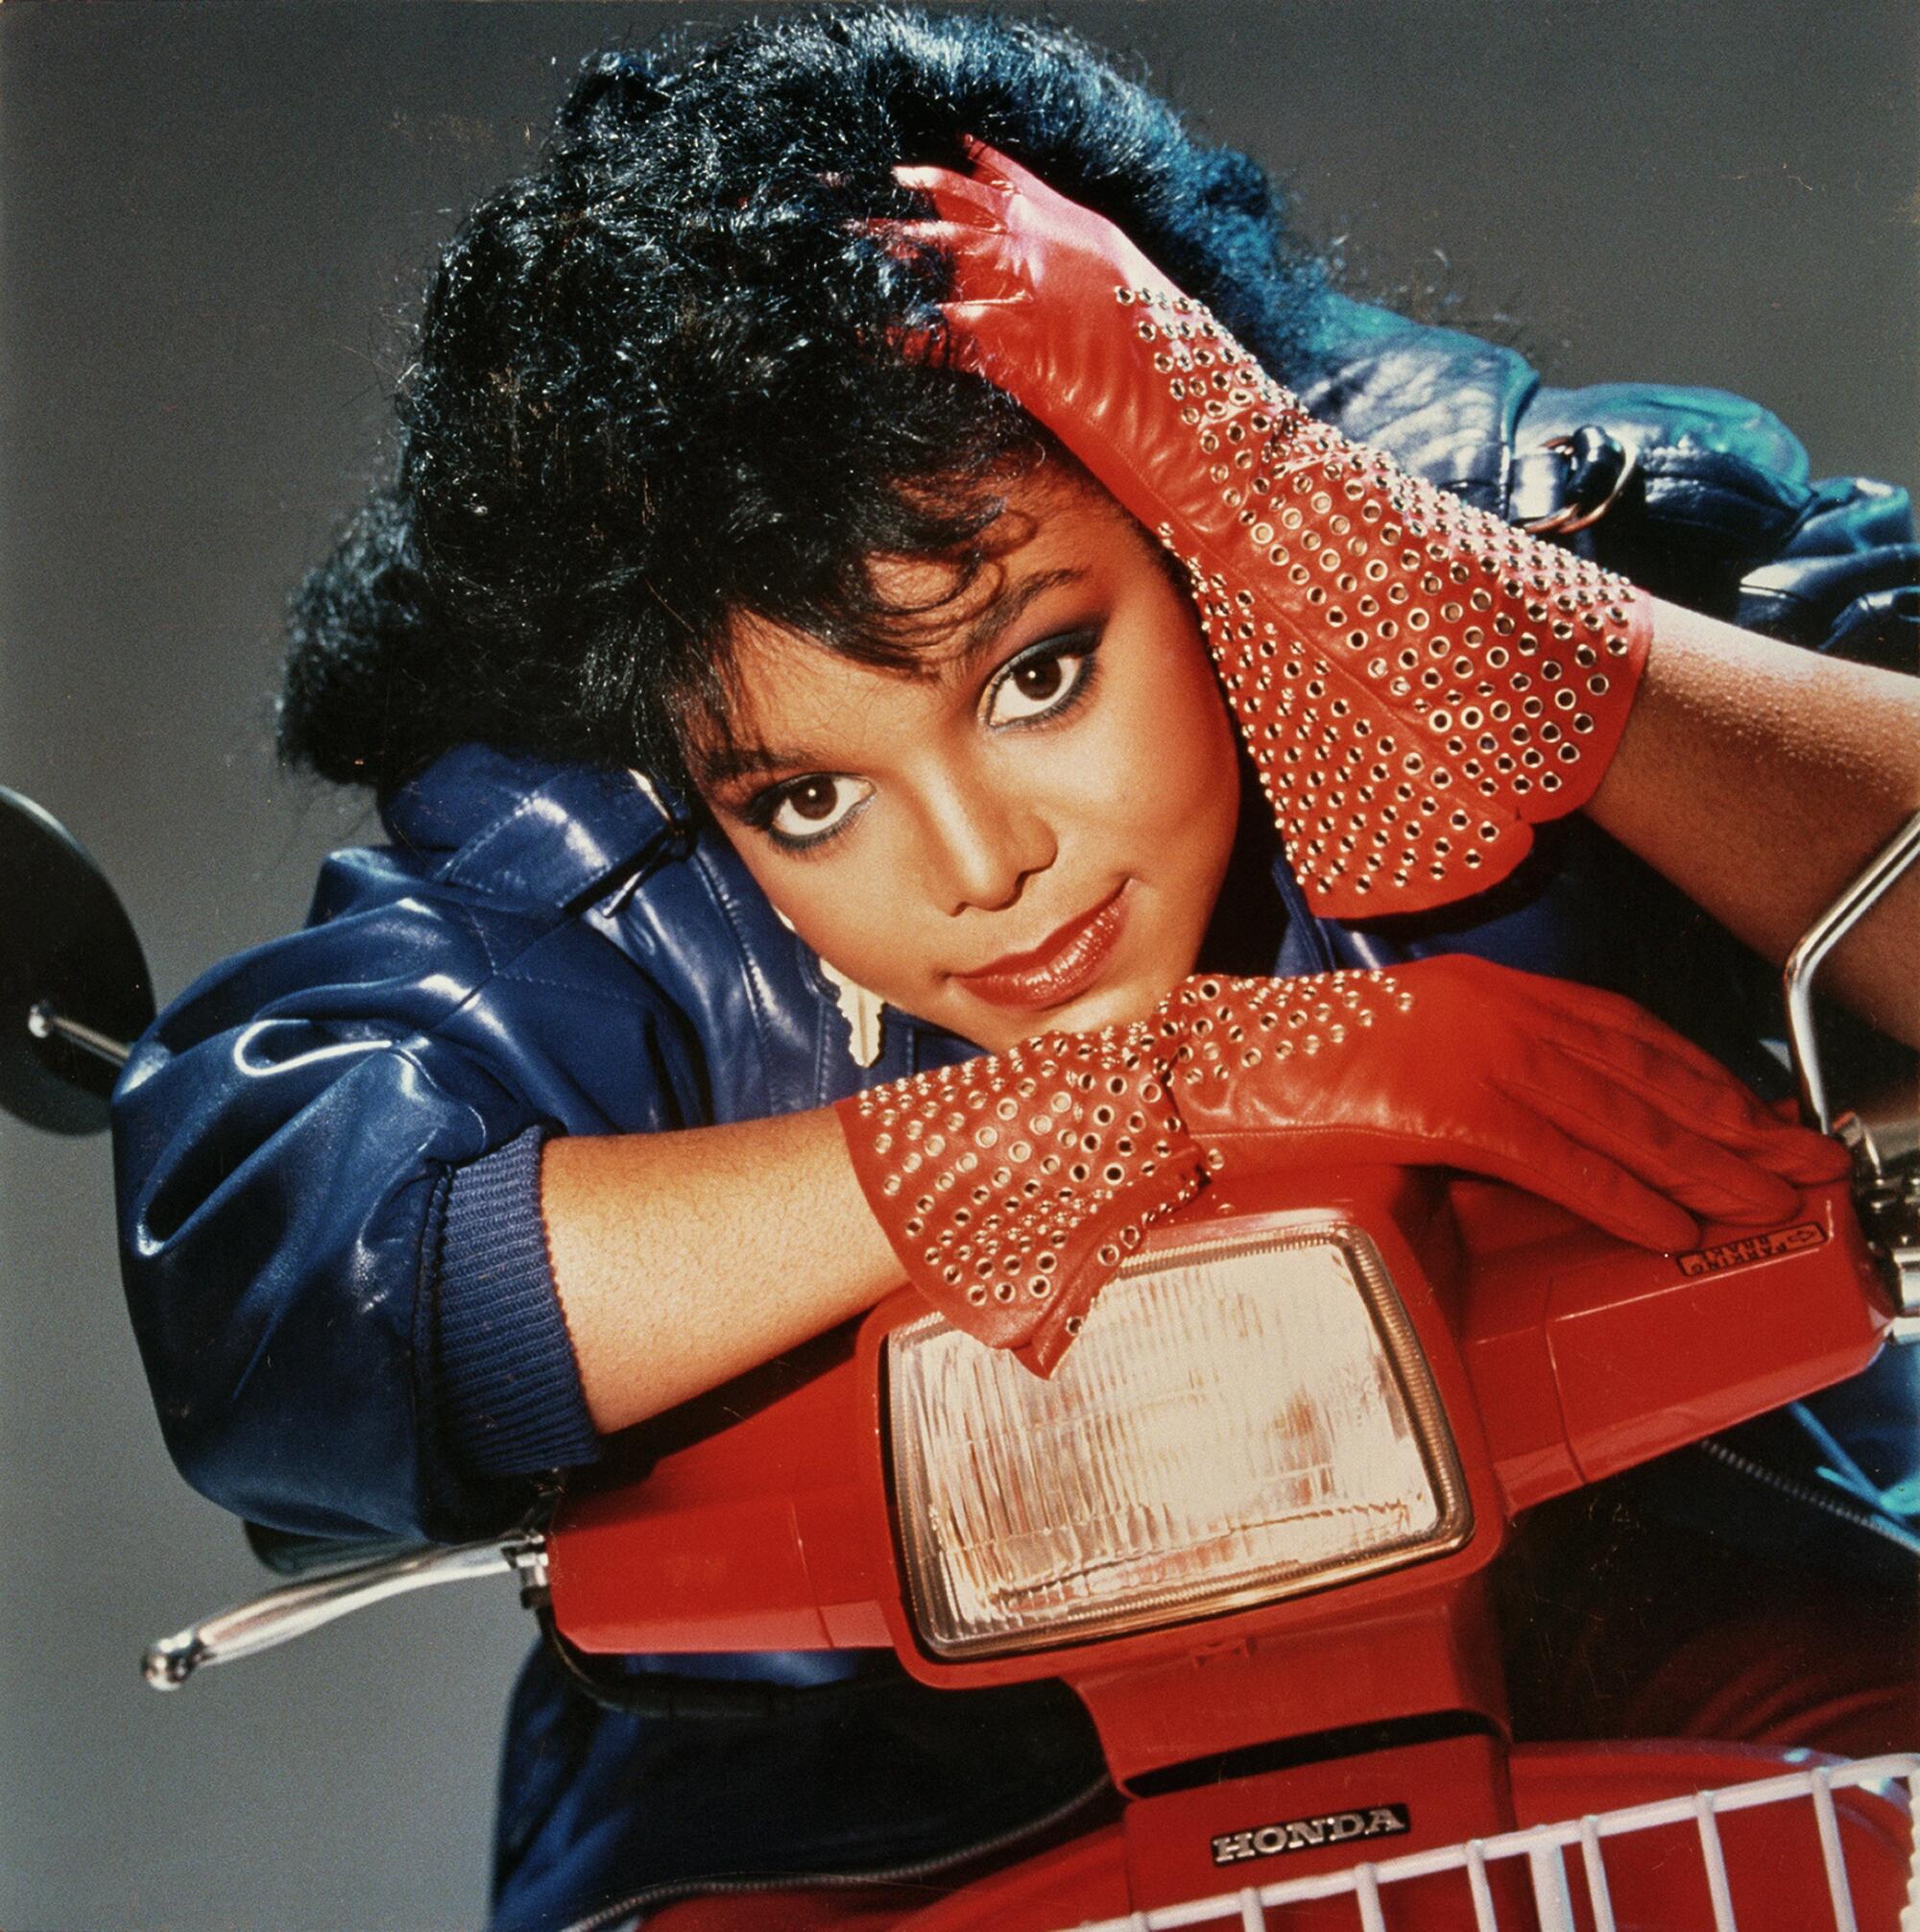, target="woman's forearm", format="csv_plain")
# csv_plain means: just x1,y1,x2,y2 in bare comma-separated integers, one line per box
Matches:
1588,596,1920,1045
541,1108,900,1435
